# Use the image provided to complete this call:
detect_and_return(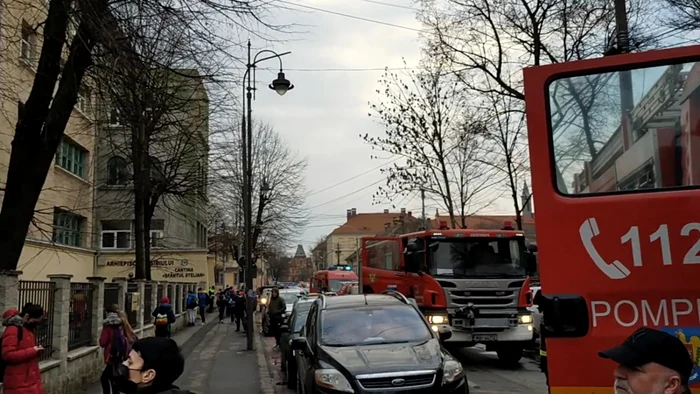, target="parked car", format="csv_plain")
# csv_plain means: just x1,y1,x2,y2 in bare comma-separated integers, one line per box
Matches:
292,292,468,393
262,288,304,336
279,297,317,388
